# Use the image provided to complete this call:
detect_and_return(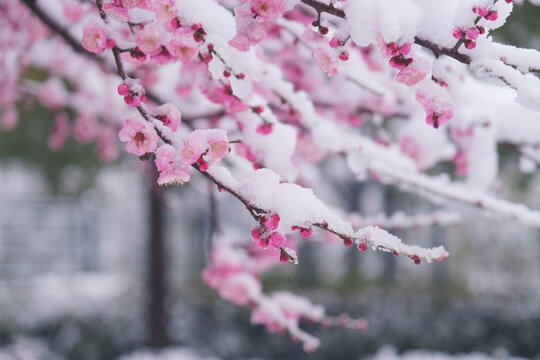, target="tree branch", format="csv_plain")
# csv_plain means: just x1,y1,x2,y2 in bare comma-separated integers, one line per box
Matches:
414,37,471,64
299,0,473,65
300,0,345,18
